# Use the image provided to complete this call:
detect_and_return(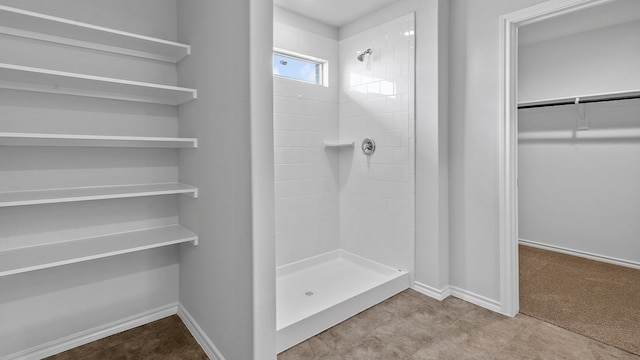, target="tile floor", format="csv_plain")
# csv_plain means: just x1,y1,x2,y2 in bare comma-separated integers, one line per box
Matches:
44,315,208,360
278,289,640,360
43,289,640,359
